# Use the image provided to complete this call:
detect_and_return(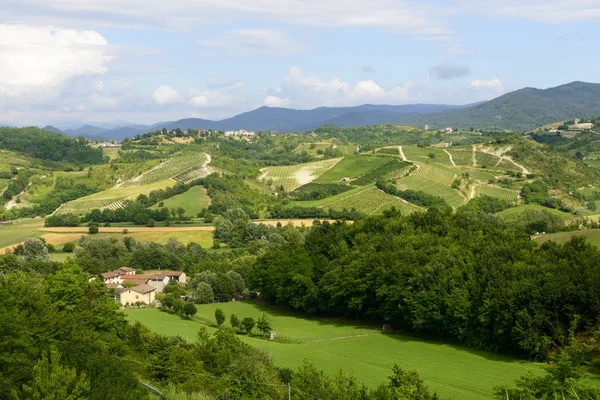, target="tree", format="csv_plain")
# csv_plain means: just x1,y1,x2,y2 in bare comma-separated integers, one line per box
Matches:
172,299,184,314
23,237,50,261
241,317,255,334
230,314,240,332
176,207,185,219
257,313,272,336
387,365,435,400
193,282,214,304
215,308,226,326
182,303,197,318
18,346,90,400
62,242,75,253
227,270,246,295
162,293,175,309
88,223,99,234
